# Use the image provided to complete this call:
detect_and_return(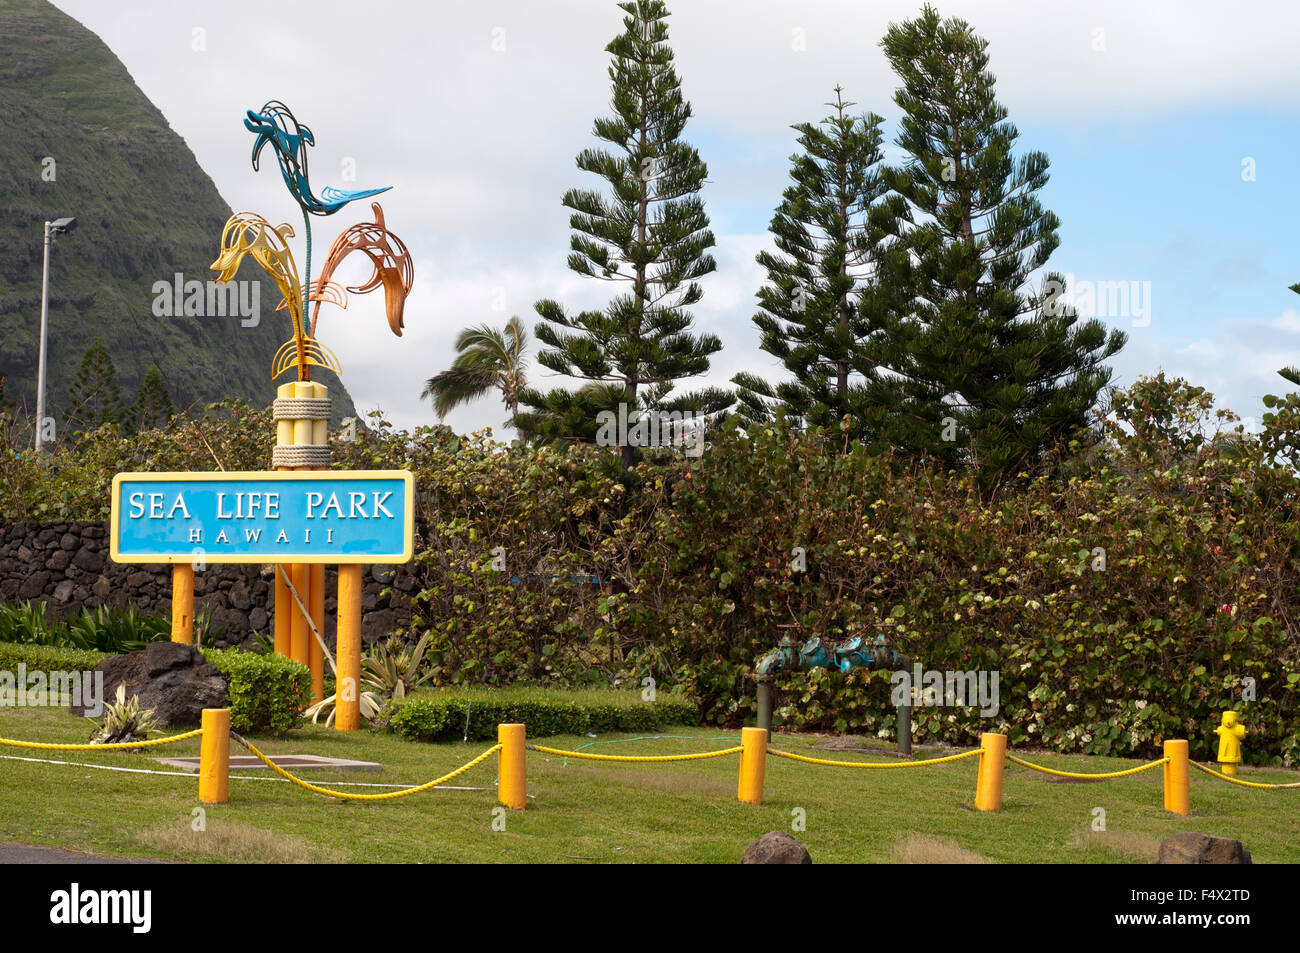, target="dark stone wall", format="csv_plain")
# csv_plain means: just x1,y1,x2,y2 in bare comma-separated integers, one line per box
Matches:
0,521,415,648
